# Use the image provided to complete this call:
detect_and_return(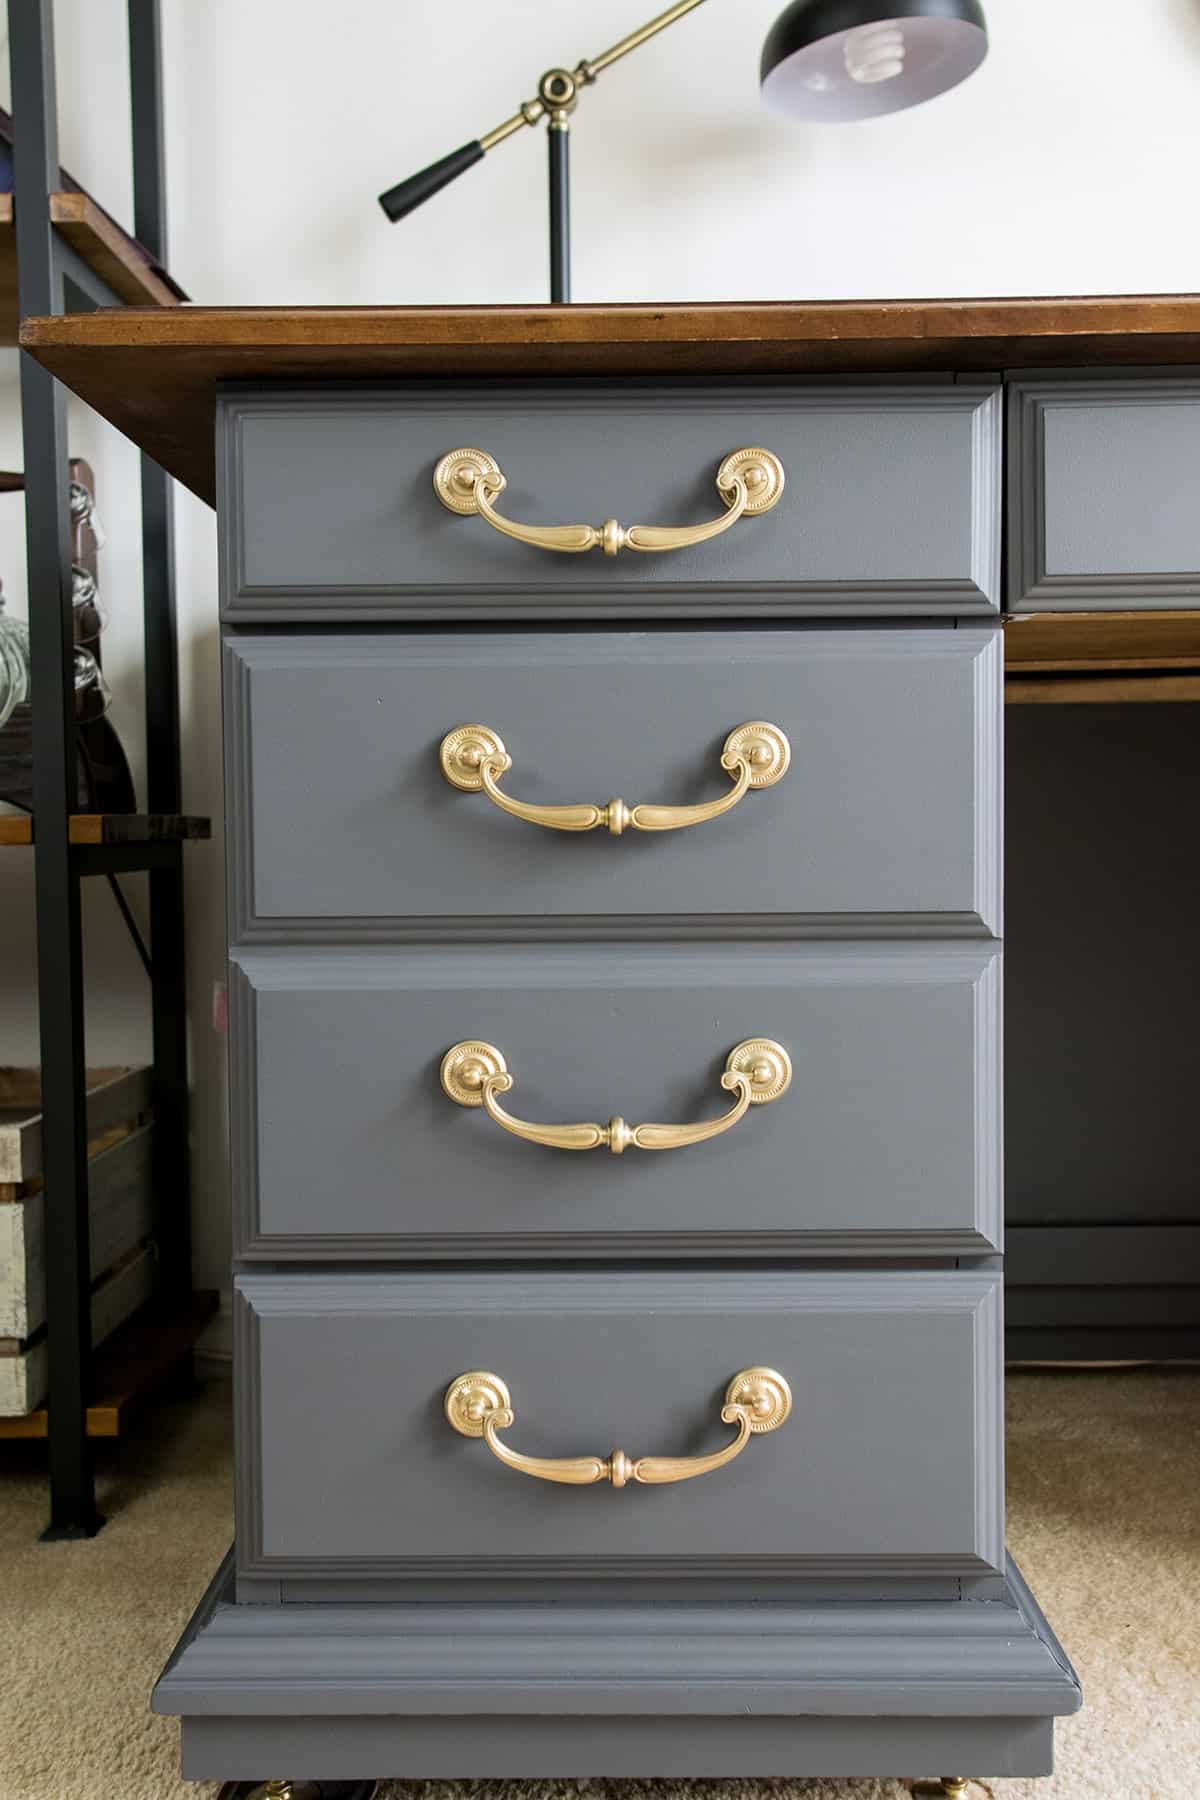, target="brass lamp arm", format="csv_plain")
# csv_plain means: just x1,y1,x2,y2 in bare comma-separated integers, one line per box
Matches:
482,0,713,146
377,0,710,224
